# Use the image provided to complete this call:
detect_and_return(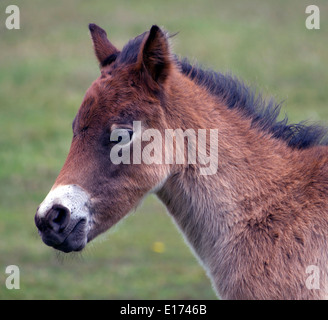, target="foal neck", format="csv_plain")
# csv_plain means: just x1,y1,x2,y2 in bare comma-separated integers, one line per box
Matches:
157,70,296,265
156,67,328,300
